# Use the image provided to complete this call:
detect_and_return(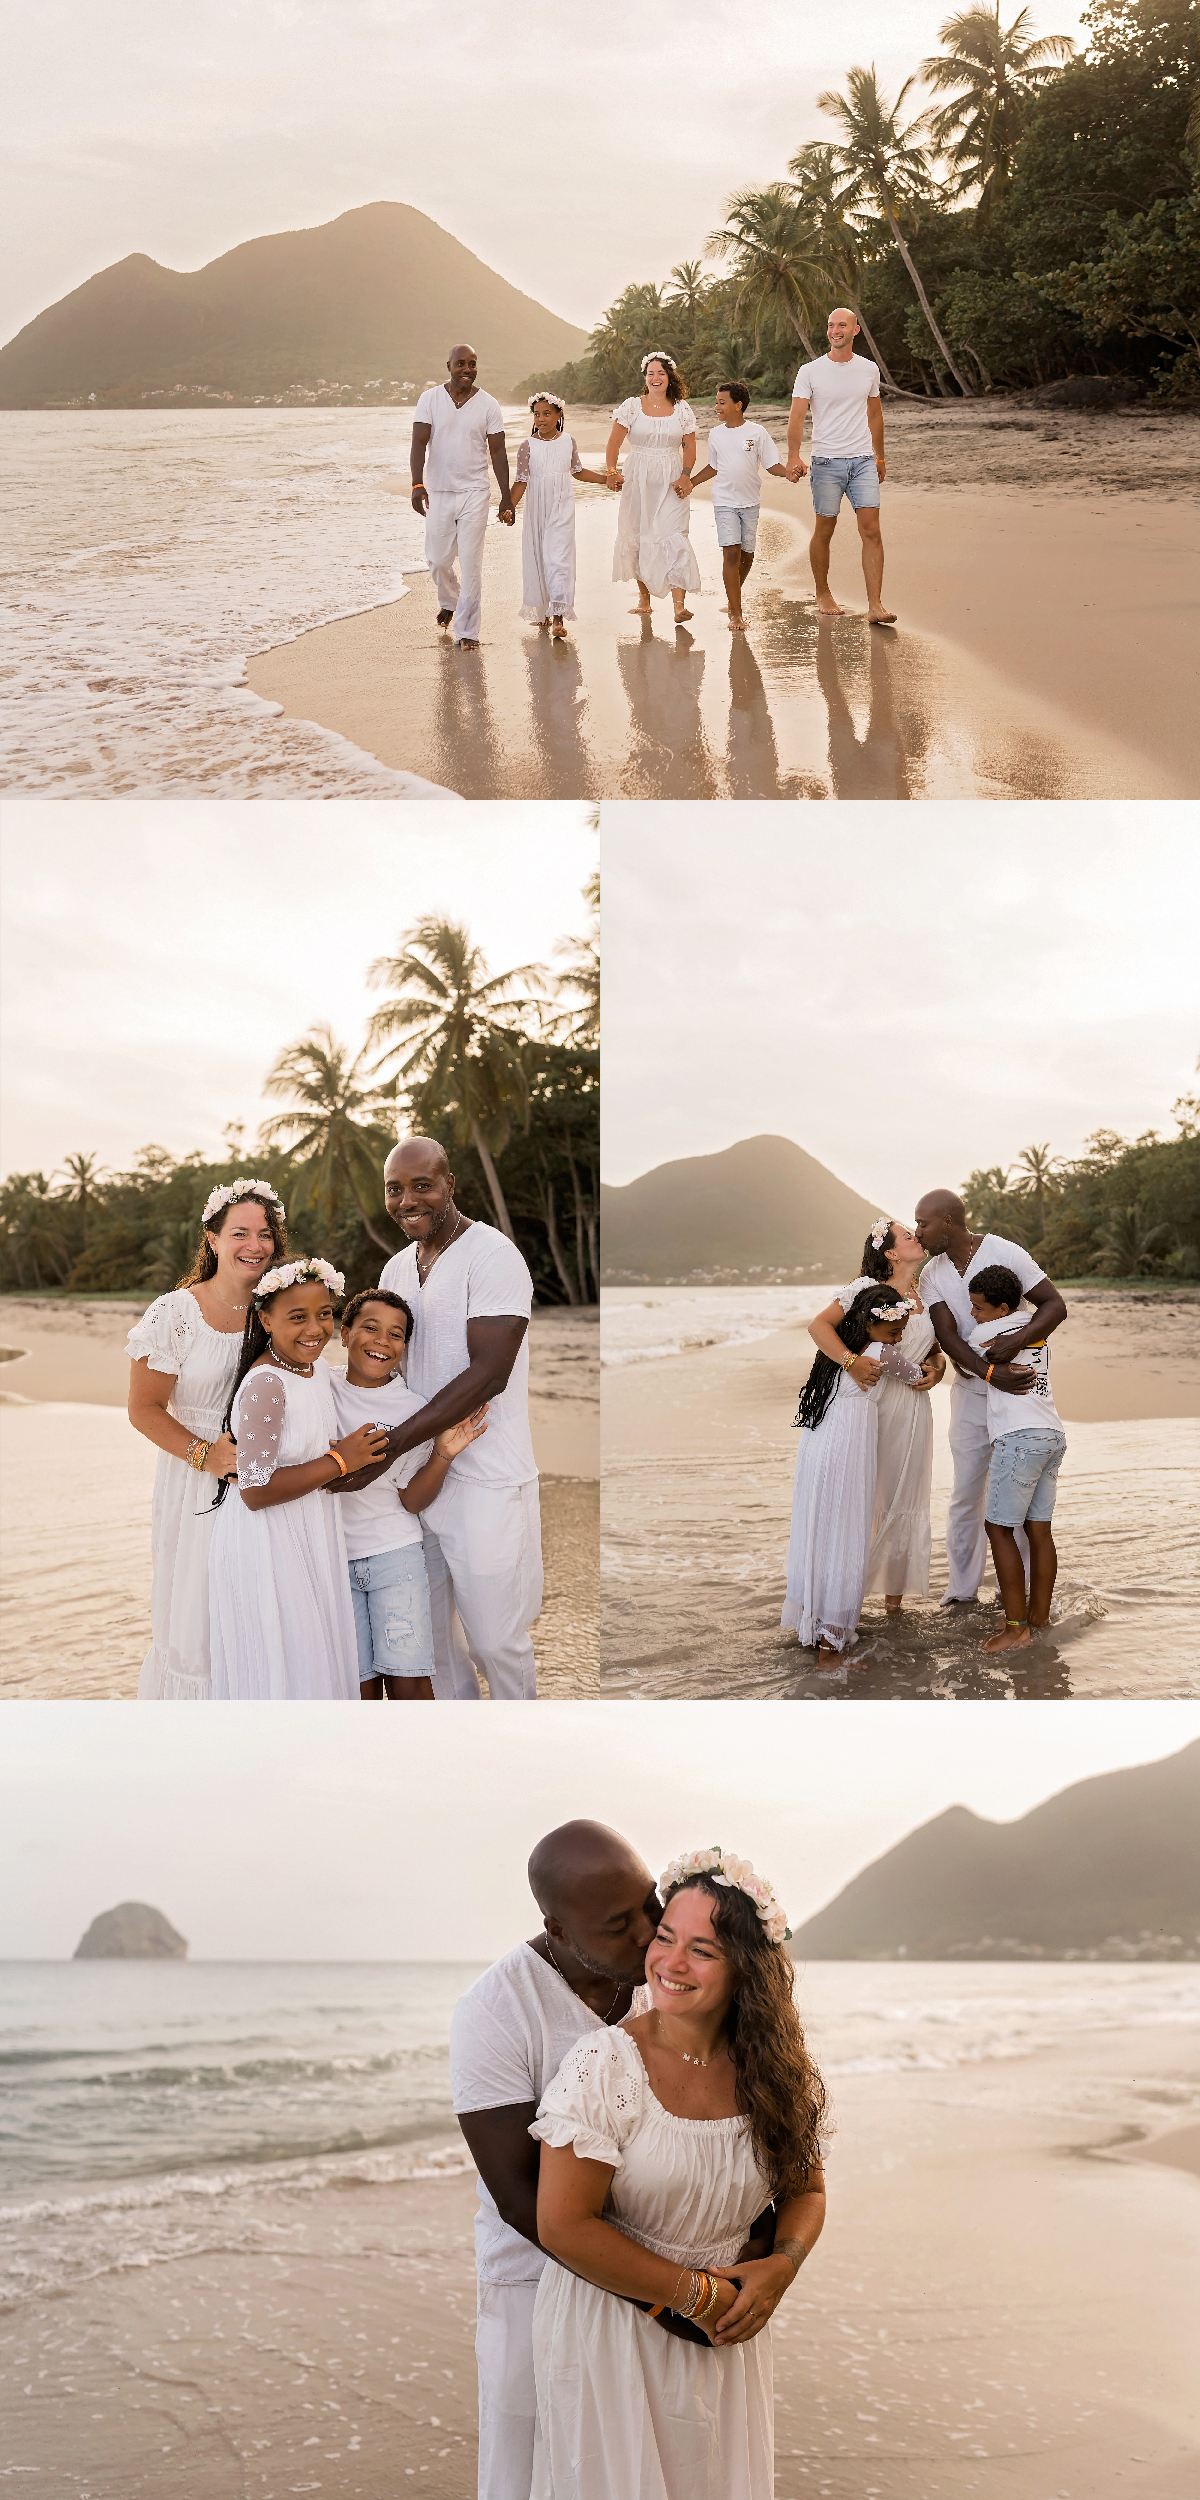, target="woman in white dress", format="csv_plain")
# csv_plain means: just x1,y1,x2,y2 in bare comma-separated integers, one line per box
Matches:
530,1848,826,2500
511,394,612,635
207,1257,391,1701
806,1219,945,1615
607,353,701,623
782,1283,912,1661
128,1180,286,1700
